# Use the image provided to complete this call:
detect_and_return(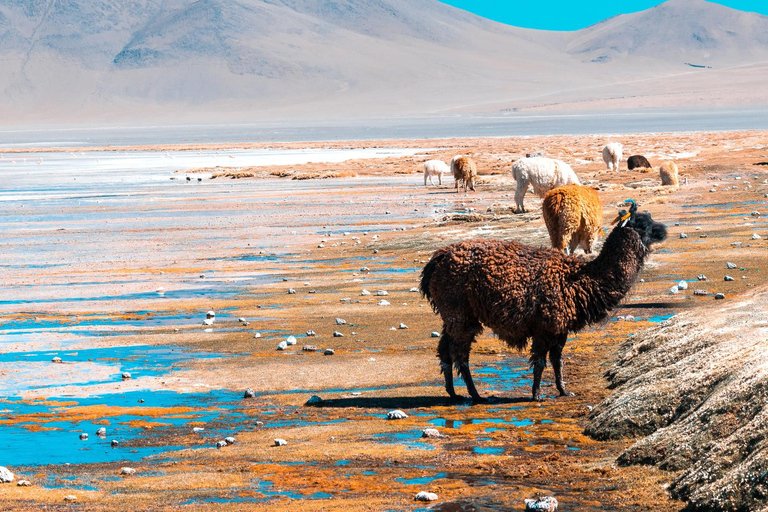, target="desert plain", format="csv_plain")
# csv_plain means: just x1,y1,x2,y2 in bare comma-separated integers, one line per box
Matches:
1,129,767,511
